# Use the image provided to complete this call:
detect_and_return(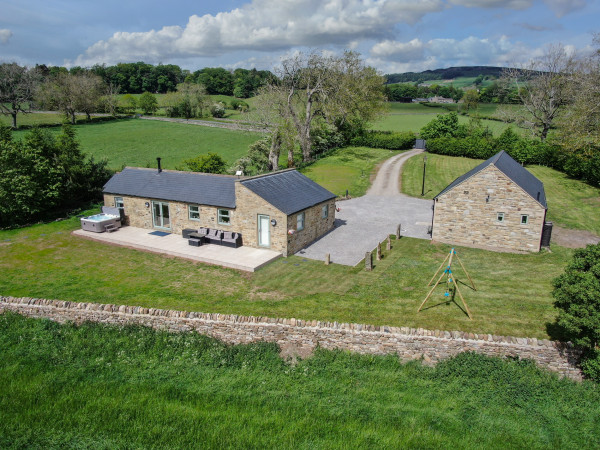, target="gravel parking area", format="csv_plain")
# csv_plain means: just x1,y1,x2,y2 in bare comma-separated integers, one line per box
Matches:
298,149,433,266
